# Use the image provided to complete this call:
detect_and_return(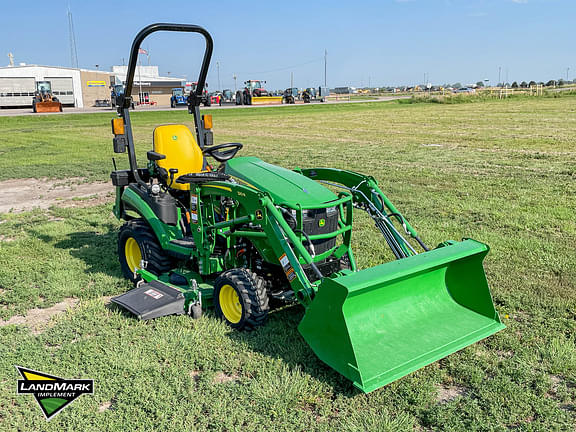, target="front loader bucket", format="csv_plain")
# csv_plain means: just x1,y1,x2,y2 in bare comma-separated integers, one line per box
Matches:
251,96,283,105
298,239,505,393
35,102,62,113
